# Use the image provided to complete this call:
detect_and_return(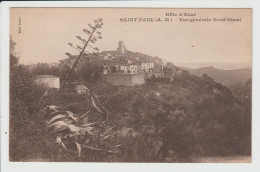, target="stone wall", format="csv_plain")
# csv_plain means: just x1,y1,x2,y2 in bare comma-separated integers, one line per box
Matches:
144,70,183,79
131,74,146,86
102,74,145,86
144,71,166,79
